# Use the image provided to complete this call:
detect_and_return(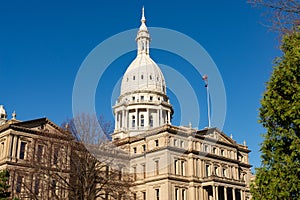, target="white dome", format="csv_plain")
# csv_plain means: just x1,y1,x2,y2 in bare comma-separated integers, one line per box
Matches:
120,54,166,96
